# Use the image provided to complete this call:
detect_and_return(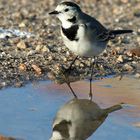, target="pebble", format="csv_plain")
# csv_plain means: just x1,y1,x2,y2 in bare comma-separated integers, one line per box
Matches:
48,55,53,61
135,73,140,78
117,55,124,63
19,22,26,28
0,82,7,88
137,37,140,43
130,48,140,57
27,50,36,56
120,0,128,3
122,36,131,44
41,46,50,53
14,81,23,88
125,50,133,57
35,45,42,51
32,64,42,75
134,10,140,17
18,63,27,71
123,64,133,71
17,40,27,49
137,28,140,35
